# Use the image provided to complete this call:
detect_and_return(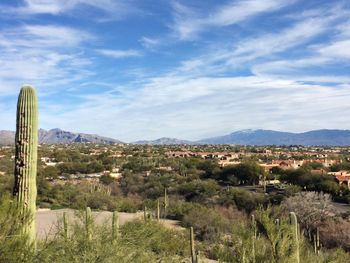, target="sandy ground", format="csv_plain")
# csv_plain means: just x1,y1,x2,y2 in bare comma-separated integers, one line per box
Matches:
36,209,183,239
